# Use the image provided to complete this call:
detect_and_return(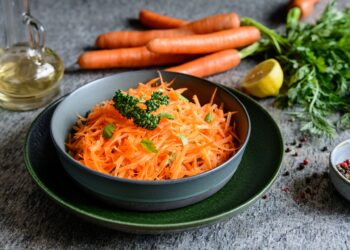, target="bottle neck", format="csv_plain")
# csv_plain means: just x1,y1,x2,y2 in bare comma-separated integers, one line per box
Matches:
2,0,30,48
